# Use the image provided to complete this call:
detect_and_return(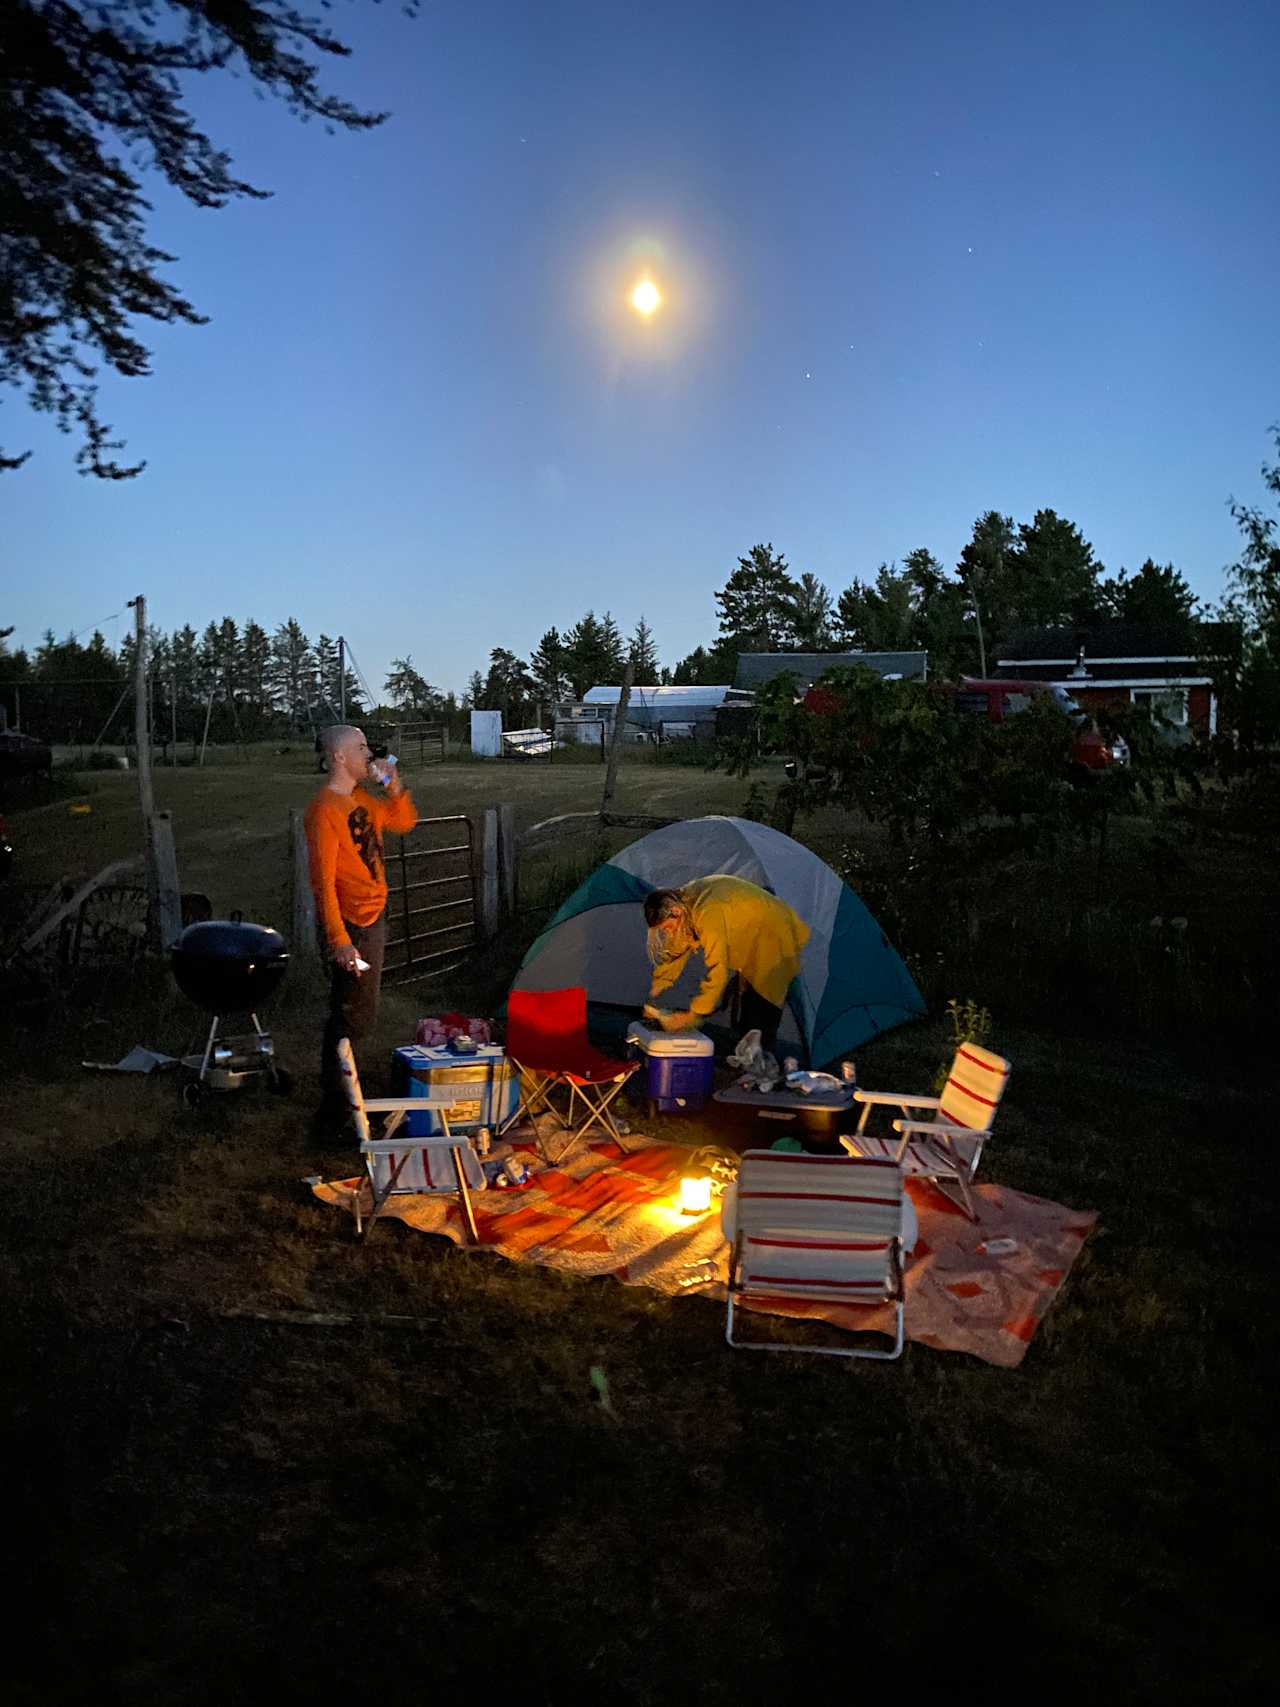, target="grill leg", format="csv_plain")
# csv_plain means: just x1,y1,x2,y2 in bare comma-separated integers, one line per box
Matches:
198,1015,220,1082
